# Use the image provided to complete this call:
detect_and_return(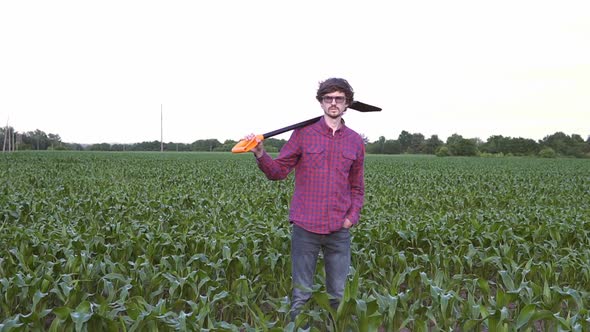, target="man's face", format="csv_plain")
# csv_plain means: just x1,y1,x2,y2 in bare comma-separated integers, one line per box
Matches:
320,91,348,119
